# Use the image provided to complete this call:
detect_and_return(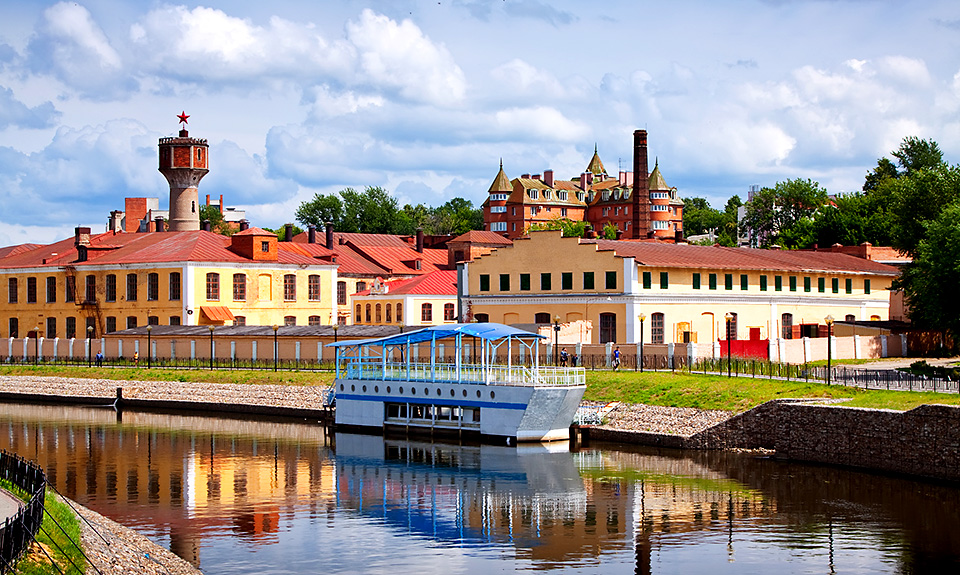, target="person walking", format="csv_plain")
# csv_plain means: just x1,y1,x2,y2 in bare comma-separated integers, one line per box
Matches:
560,347,568,367
133,350,139,367
95,351,103,367
613,346,621,370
